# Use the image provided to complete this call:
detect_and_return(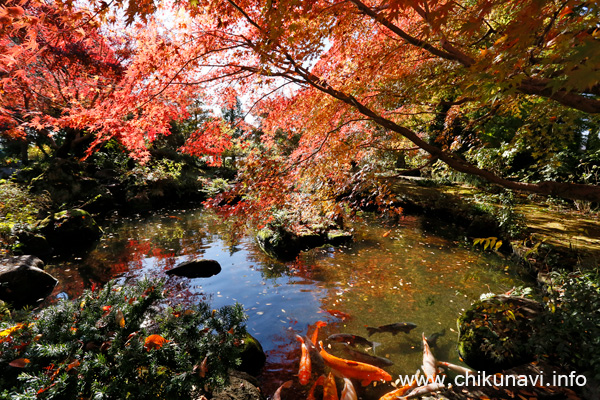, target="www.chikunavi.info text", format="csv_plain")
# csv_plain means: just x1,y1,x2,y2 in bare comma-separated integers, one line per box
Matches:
398,370,587,388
